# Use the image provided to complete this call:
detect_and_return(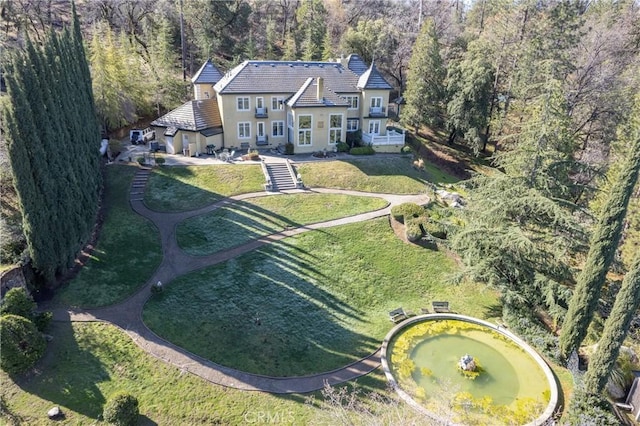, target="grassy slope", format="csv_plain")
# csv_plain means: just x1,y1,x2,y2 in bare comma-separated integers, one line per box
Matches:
0,322,314,425
53,165,162,308
144,165,265,212
296,157,432,193
146,217,500,376
177,193,388,255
